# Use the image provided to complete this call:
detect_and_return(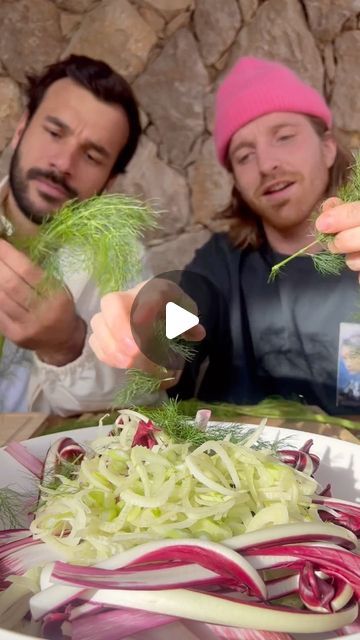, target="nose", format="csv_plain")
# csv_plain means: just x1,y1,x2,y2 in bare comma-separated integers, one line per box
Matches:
49,141,78,176
256,143,280,176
